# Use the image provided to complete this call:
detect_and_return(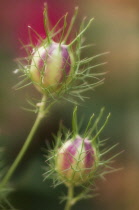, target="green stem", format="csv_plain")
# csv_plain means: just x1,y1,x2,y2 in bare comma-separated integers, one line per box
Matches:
64,185,74,210
0,94,47,187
